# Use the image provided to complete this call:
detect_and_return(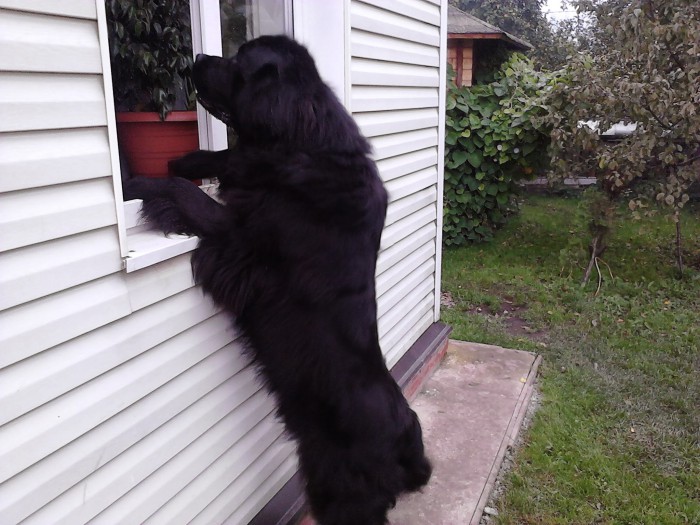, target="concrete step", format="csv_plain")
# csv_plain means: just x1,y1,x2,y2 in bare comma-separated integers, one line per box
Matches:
298,340,540,525
388,340,541,525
